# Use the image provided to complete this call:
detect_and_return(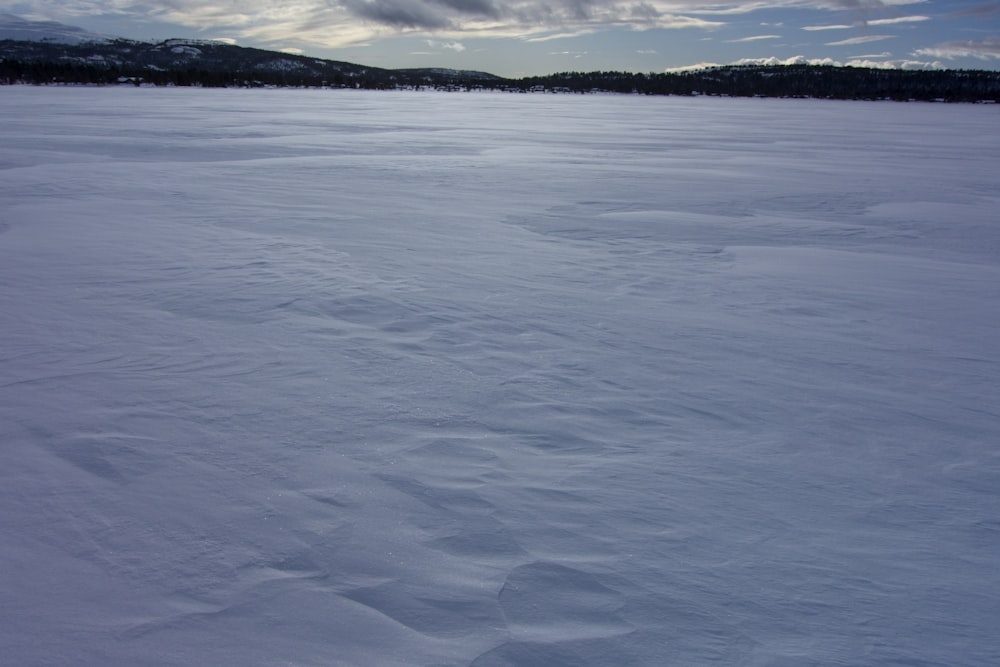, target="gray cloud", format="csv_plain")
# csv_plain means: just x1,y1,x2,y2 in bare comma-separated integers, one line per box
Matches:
562,0,601,22
0,0,722,39
342,0,451,28
629,4,662,21
3,0,944,50
428,0,500,18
